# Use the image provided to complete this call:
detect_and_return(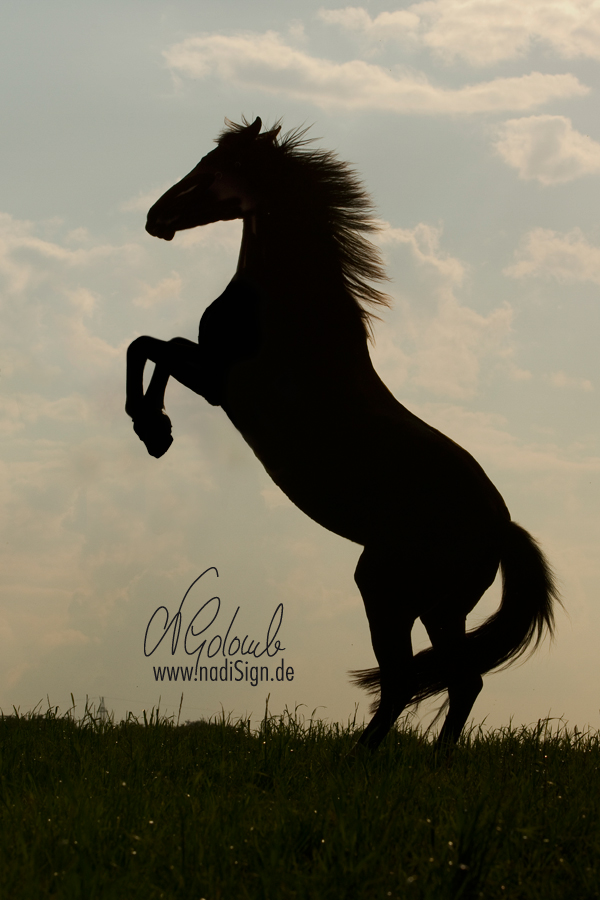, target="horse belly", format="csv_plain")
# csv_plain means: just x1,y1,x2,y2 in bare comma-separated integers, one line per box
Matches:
266,458,369,544
224,371,509,549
